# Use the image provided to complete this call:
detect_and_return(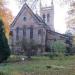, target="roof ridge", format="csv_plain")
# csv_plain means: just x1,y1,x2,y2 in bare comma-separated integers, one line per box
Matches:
11,3,47,28
10,3,51,31
11,3,27,27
